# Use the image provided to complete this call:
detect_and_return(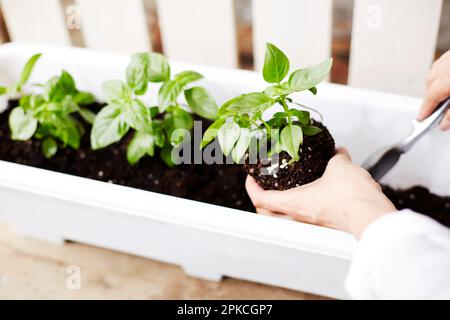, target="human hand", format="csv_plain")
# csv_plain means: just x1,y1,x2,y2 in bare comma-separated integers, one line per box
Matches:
245,148,396,238
418,50,450,131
